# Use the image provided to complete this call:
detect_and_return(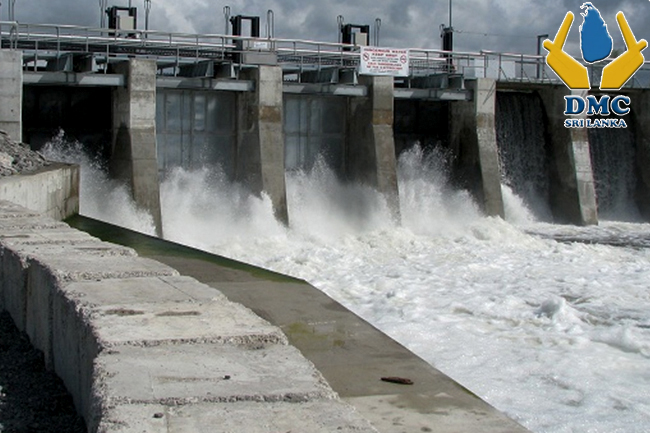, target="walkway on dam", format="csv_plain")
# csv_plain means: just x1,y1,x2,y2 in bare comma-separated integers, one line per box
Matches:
67,214,530,433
